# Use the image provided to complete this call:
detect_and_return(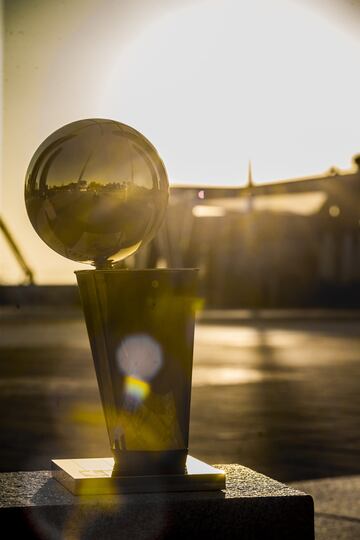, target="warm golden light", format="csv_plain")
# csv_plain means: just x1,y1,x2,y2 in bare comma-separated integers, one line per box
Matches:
329,205,341,218
124,375,150,402
194,192,328,217
192,205,226,218
2,0,360,282
108,0,360,184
